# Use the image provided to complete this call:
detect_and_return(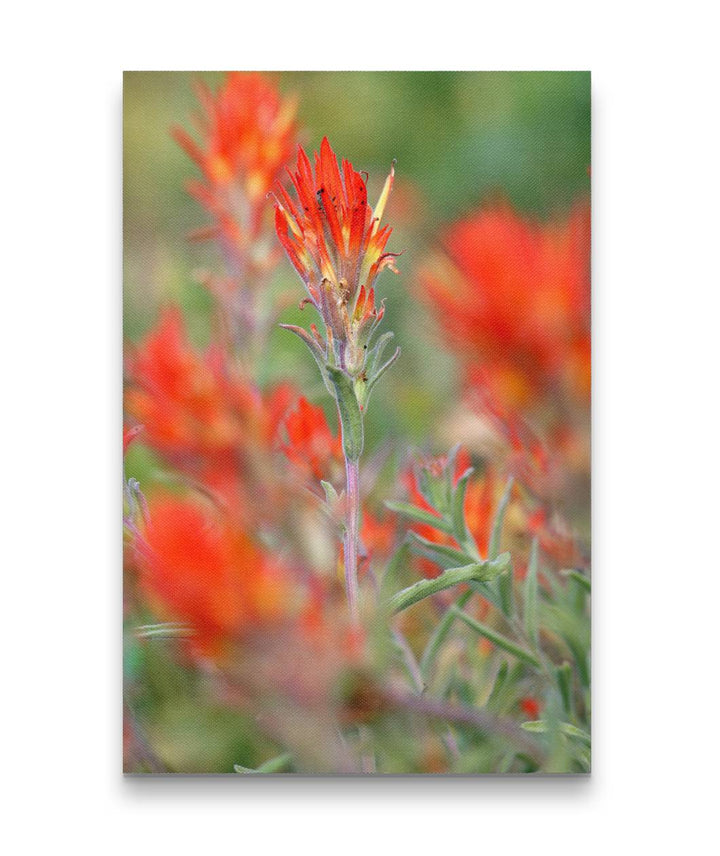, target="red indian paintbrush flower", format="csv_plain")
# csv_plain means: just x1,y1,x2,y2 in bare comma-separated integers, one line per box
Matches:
125,307,295,514
420,201,590,412
139,496,291,660
174,72,298,268
274,137,400,377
